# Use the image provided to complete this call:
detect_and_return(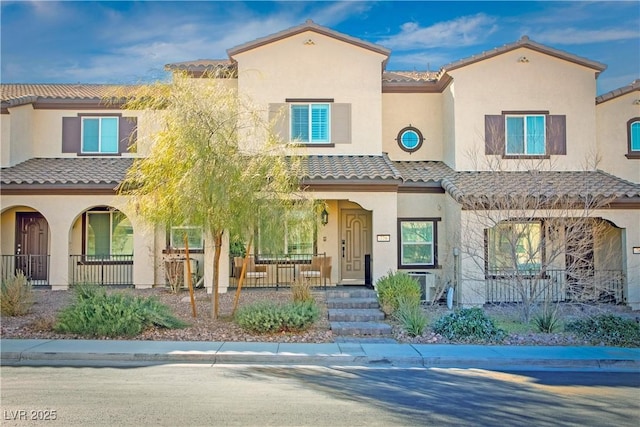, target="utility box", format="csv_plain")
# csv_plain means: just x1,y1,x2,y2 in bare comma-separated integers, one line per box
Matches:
408,272,435,302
